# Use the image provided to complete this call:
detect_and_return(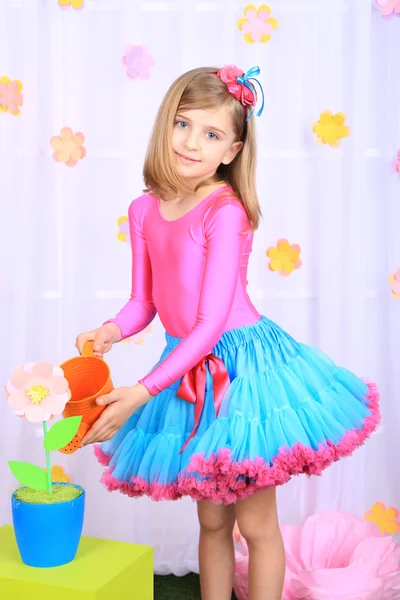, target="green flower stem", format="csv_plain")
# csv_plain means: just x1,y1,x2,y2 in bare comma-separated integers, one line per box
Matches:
43,421,52,495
